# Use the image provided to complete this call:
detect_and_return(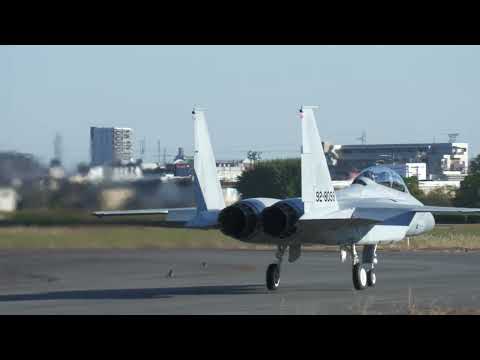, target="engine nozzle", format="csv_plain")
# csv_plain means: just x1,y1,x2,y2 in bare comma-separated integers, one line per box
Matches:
218,202,260,240
262,202,300,238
